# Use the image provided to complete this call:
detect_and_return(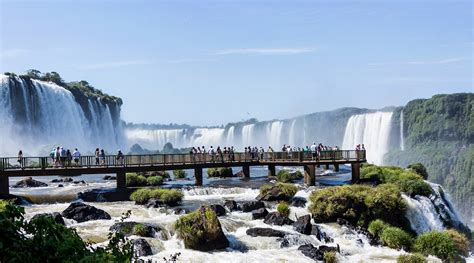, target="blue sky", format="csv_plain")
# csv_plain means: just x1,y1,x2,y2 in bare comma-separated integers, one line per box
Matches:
1,0,472,126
